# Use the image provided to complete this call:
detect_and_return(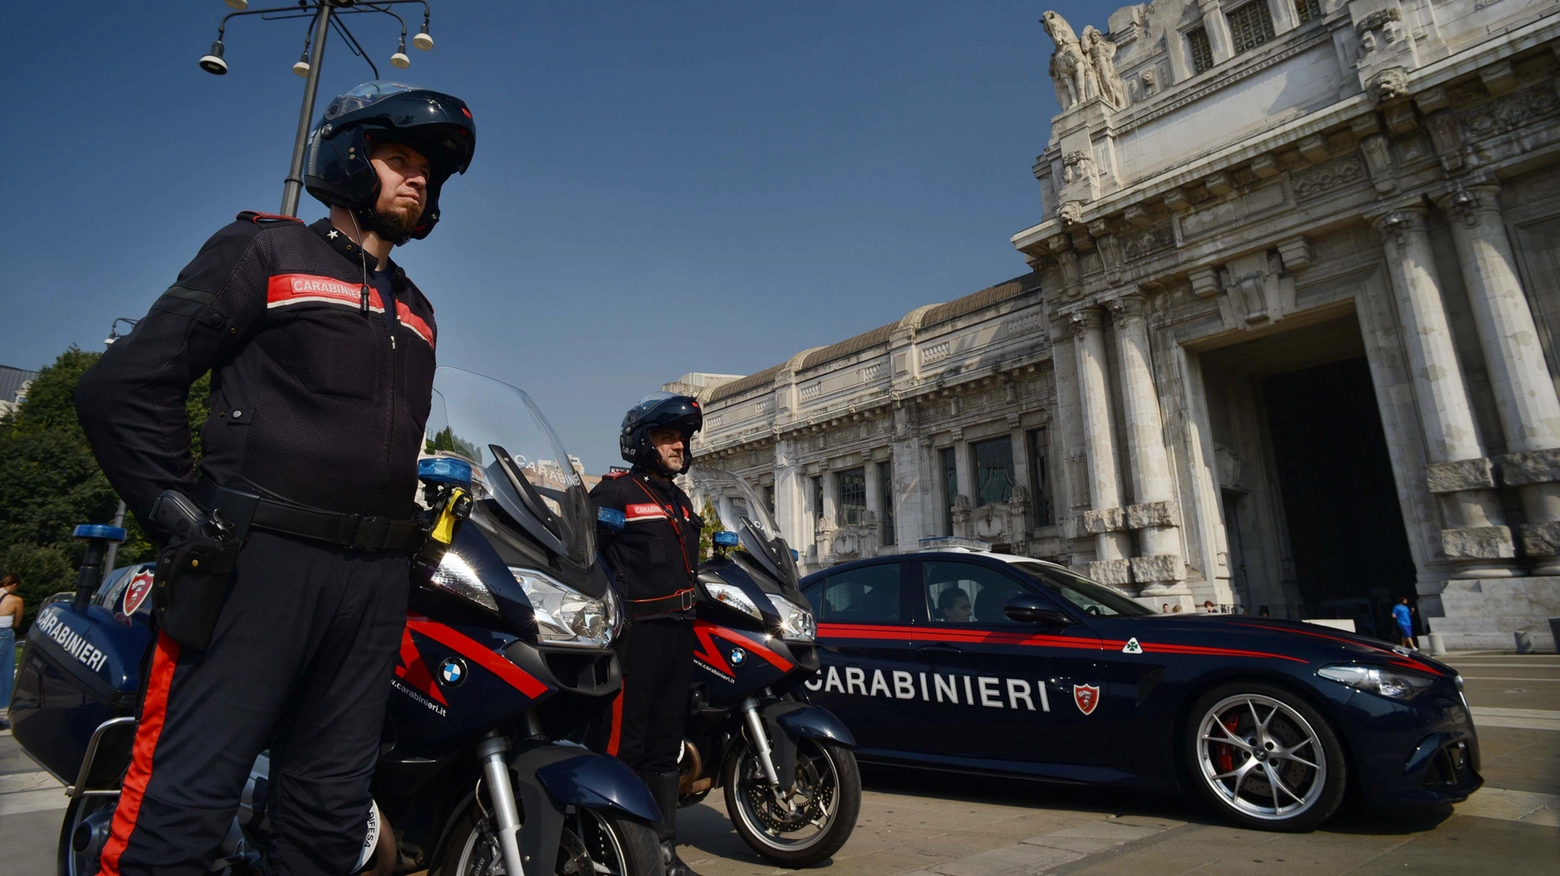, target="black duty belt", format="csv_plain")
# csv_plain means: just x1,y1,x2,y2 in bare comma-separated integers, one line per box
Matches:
196,481,422,553
627,587,696,618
